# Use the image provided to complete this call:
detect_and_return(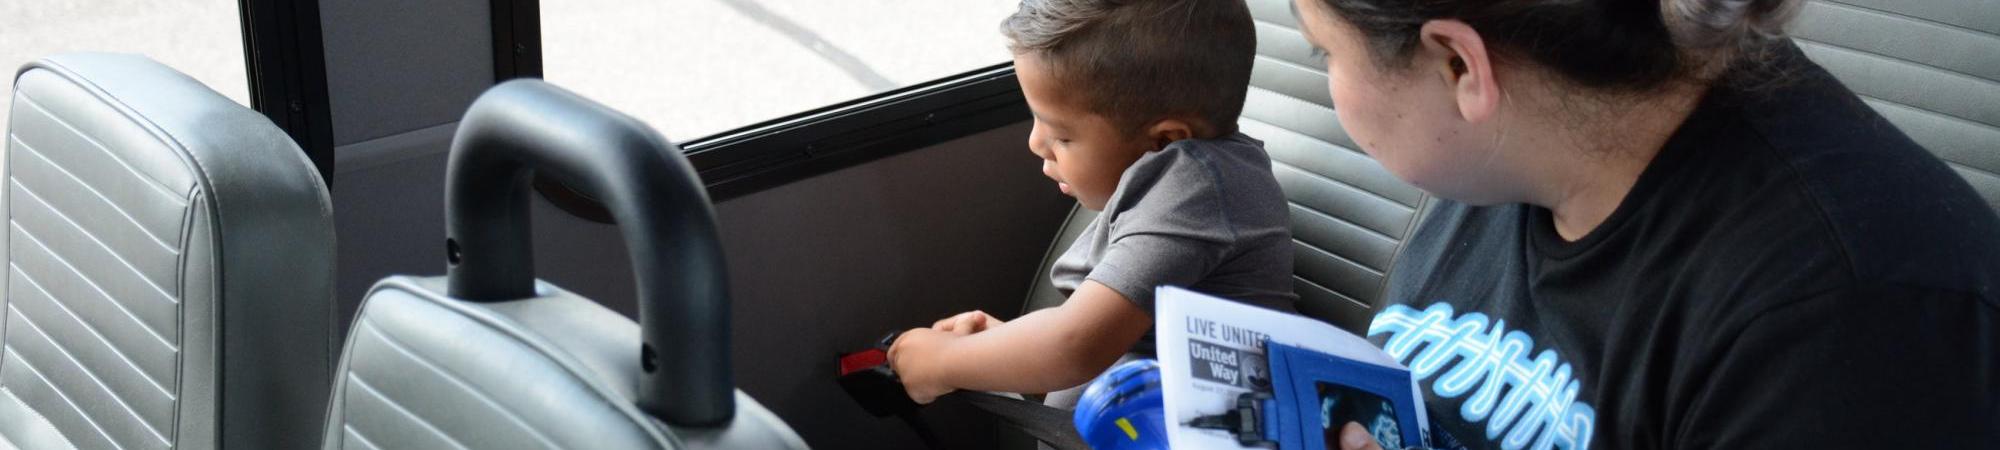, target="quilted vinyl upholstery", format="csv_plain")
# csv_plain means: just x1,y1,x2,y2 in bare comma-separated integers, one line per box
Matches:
323,277,807,450
1,53,335,449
